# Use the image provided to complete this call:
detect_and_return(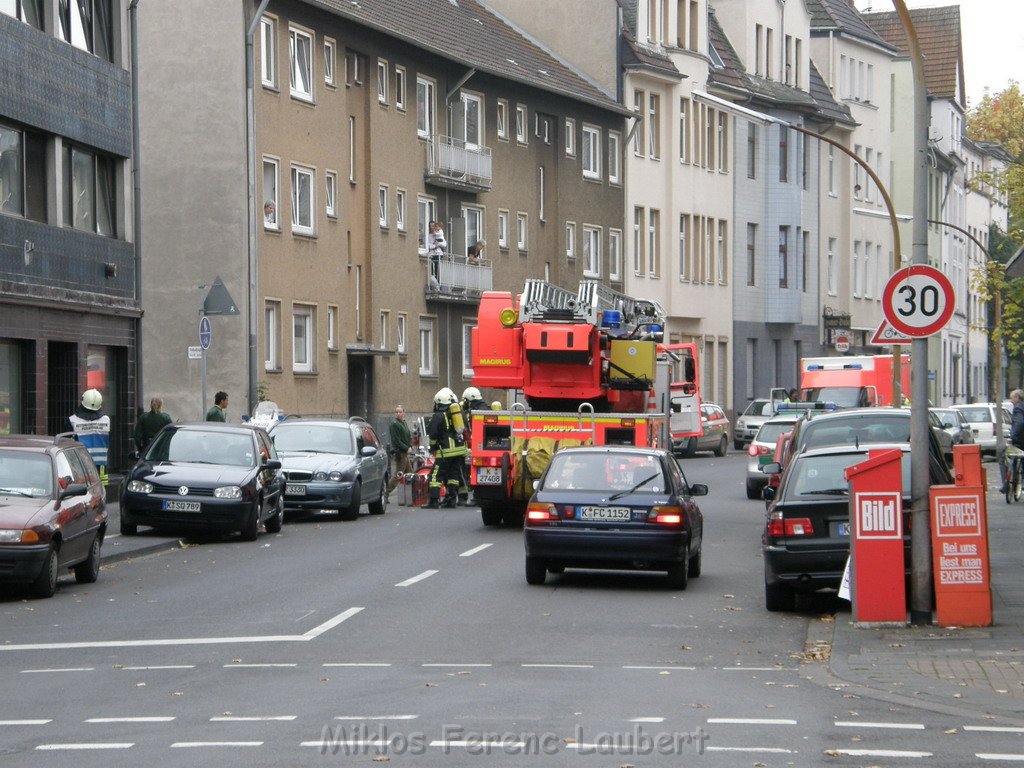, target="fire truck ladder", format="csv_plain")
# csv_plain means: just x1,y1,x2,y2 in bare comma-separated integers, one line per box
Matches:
508,402,598,443
518,280,590,324
577,280,666,335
